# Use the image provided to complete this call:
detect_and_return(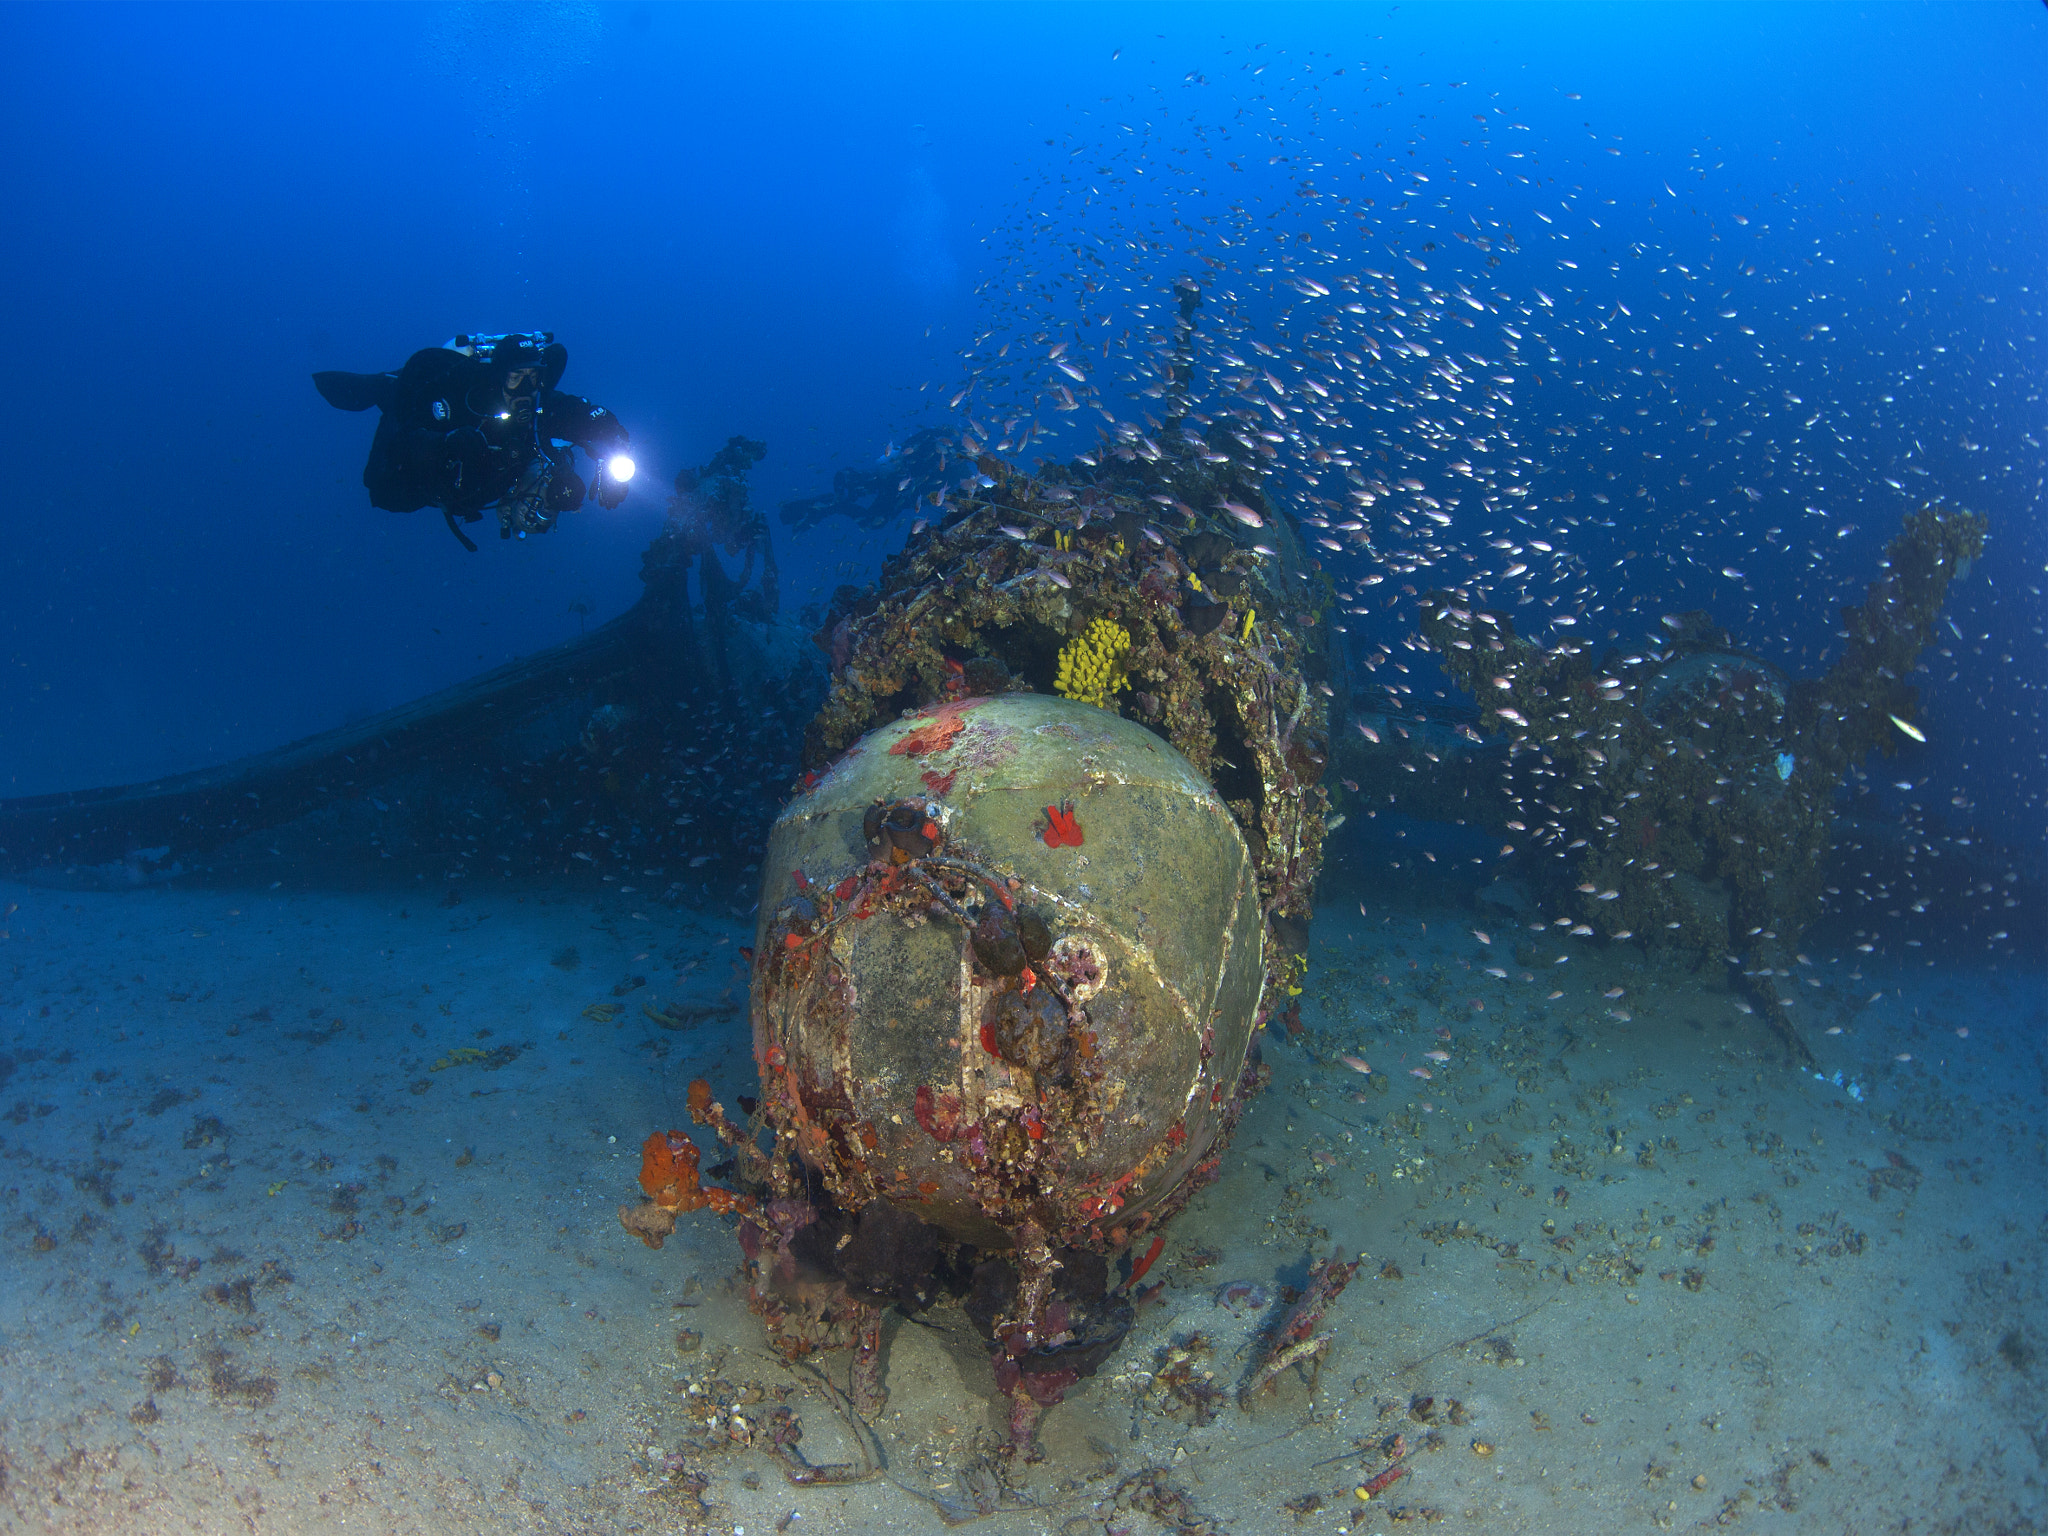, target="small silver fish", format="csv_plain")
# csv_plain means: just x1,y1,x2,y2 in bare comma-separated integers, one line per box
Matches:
1220,499,1264,528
